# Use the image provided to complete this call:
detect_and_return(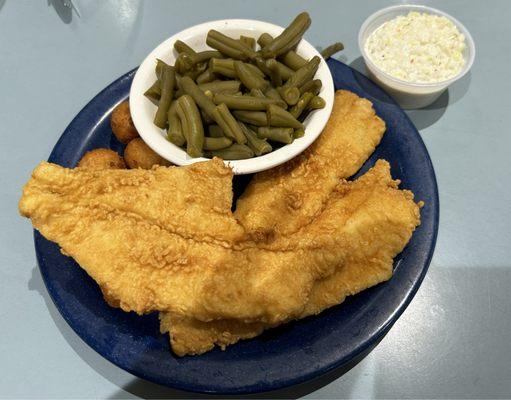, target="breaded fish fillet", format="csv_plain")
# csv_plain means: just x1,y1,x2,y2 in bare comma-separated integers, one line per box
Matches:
161,260,392,356
234,90,386,240
21,157,245,246
158,91,394,356
20,158,415,323
160,161,421,356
